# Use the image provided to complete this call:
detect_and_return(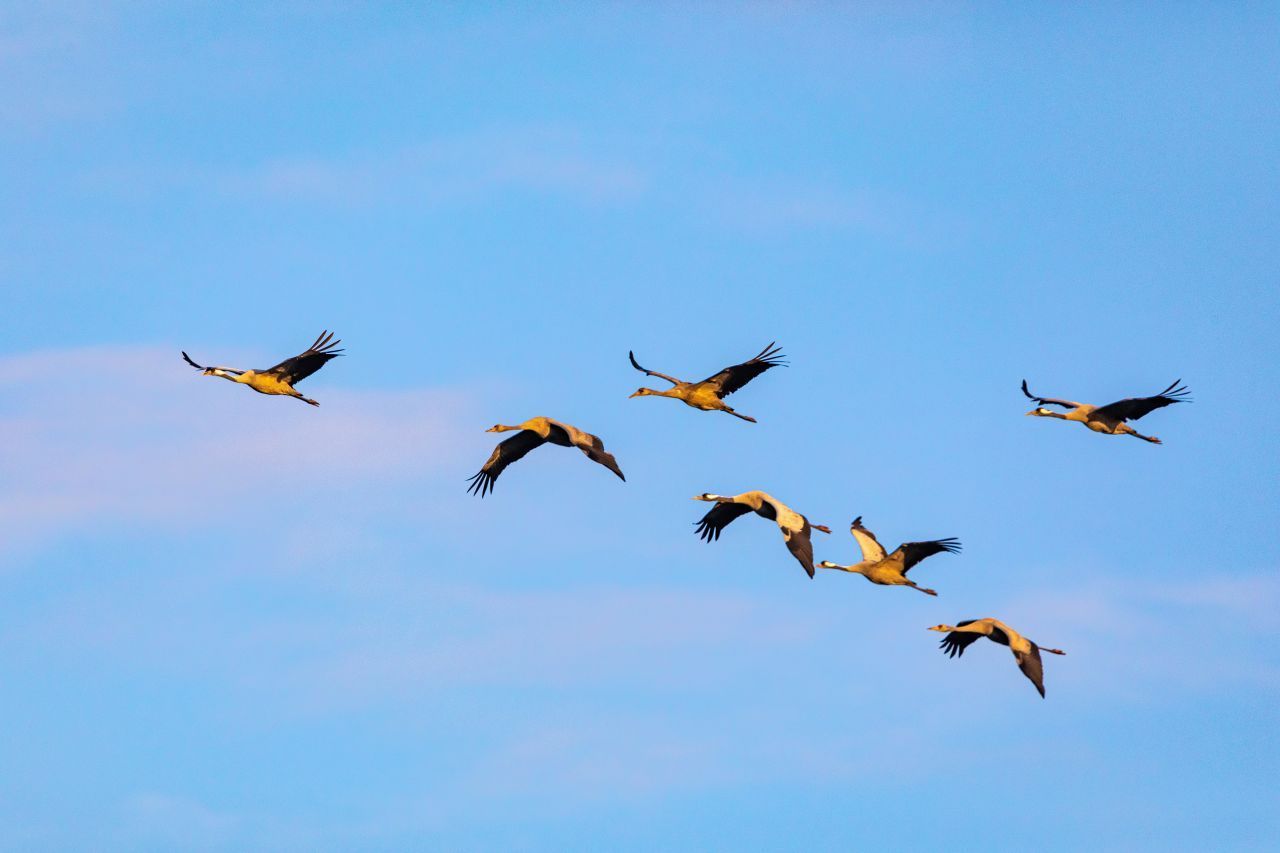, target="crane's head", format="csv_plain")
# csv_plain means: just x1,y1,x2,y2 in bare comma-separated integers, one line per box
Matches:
485,424,518,433
202,367,244,381
927,624,955,633
629,387,657,399
1025,407,1054,417
816,560,843,571
692,493,724,502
